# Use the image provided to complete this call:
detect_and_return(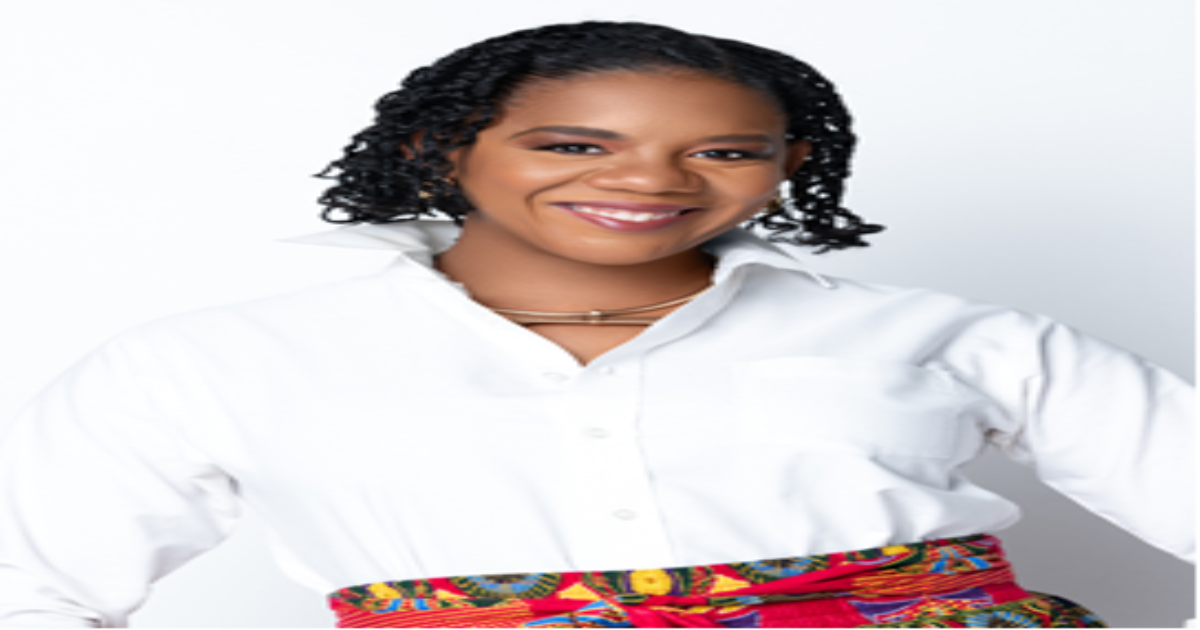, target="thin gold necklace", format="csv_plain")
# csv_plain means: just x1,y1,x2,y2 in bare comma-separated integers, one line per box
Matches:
488,286,711,325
